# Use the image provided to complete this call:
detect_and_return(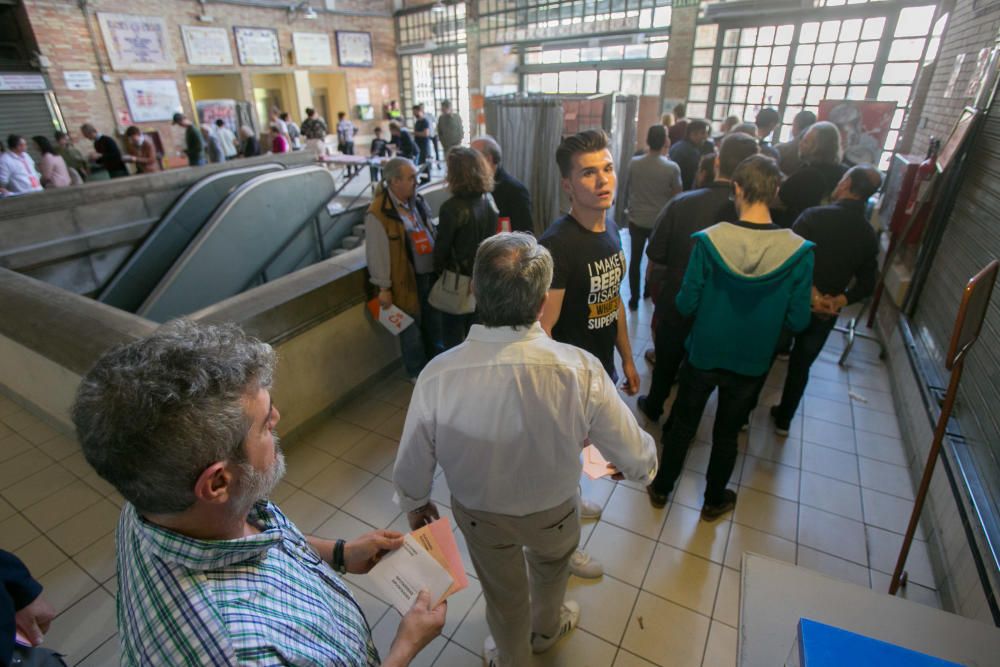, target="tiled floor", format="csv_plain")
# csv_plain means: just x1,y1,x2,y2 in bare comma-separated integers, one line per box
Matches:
0,230,940,666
